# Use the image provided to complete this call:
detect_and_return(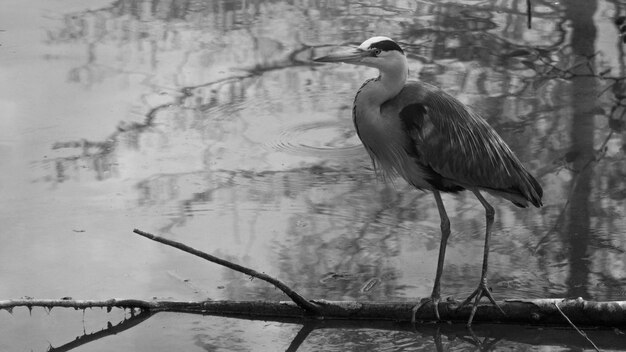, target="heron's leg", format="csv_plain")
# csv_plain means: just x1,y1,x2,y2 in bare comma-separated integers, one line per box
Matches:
412,190,450,322
431,190,451,309
457,190,506,326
